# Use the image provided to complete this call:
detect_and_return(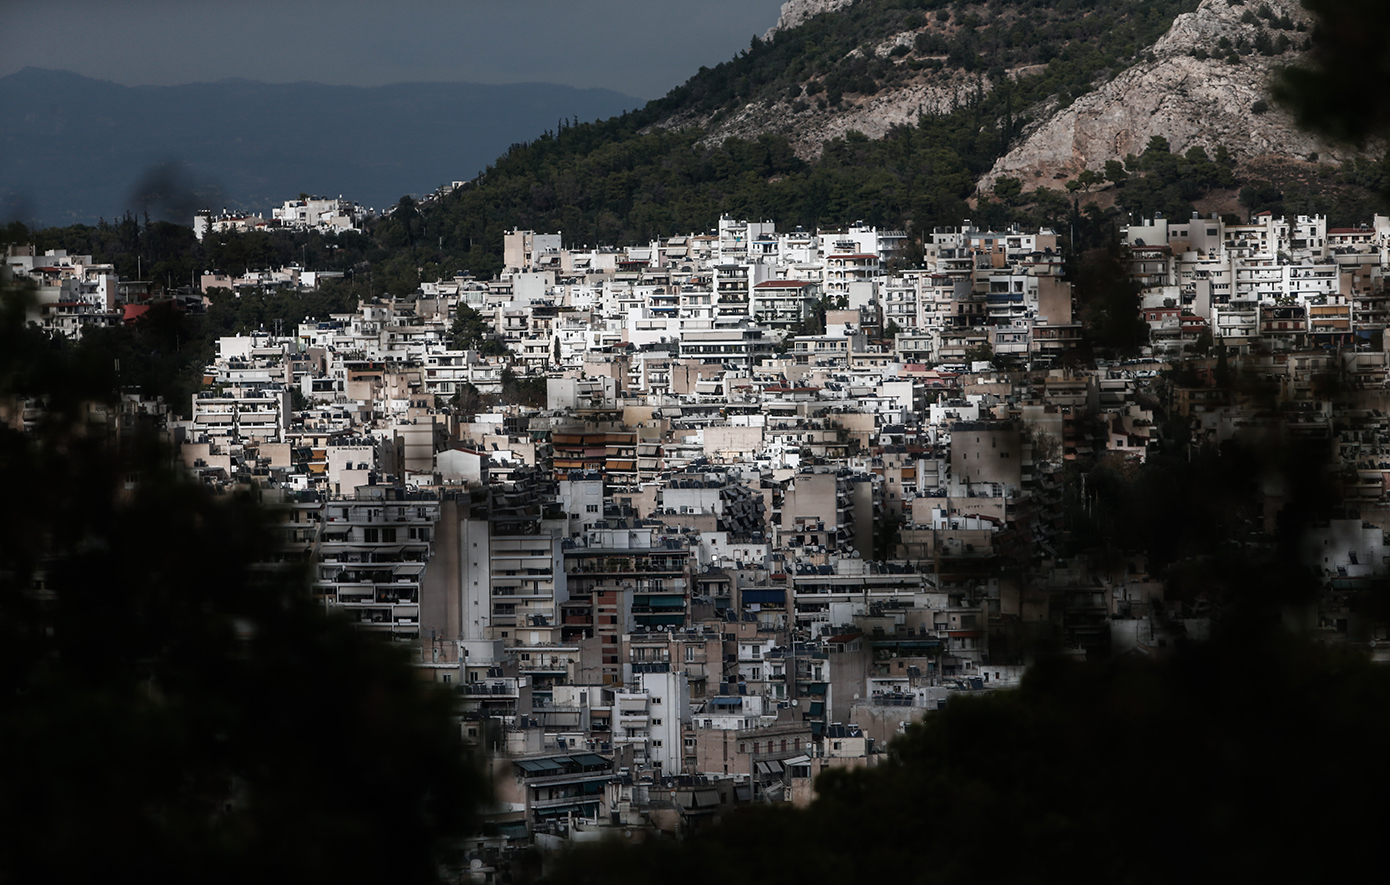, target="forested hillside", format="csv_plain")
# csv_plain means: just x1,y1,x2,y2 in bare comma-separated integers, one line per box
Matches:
13,0,1386,319
396,0,1378,286
415,0,1208,263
